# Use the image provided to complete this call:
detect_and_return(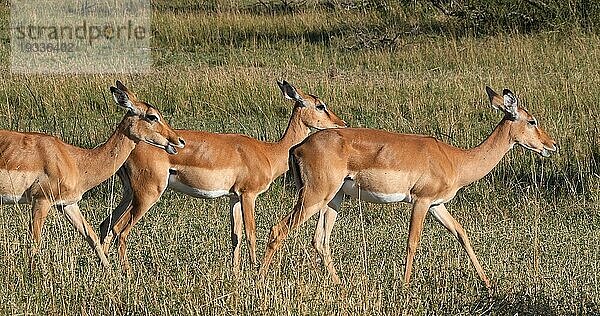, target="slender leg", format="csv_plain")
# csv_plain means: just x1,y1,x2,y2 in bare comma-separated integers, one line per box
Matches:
312,208,326,258
62,204,110,267
320,206,340,284
109,165,167,272
100,195,133,256
230,196,243,276
430,203,492,288
404,199,431,285
100,167,133,255
30,198,52,253
260,149,347,282
240,193,258,266
312,190,343,255
260,183,341,281
313,189,343,283
115,193,161,272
